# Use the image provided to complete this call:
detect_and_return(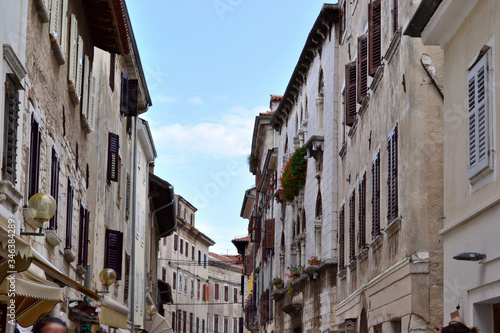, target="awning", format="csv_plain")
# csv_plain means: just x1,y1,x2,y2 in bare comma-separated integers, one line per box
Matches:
158,280,173,304
69,300,99,323
99,295,129,329
0,211,33,283
149,174,176,238
32,248,100,300
332,318,357,333
146,313,173,333
0,265,63,327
